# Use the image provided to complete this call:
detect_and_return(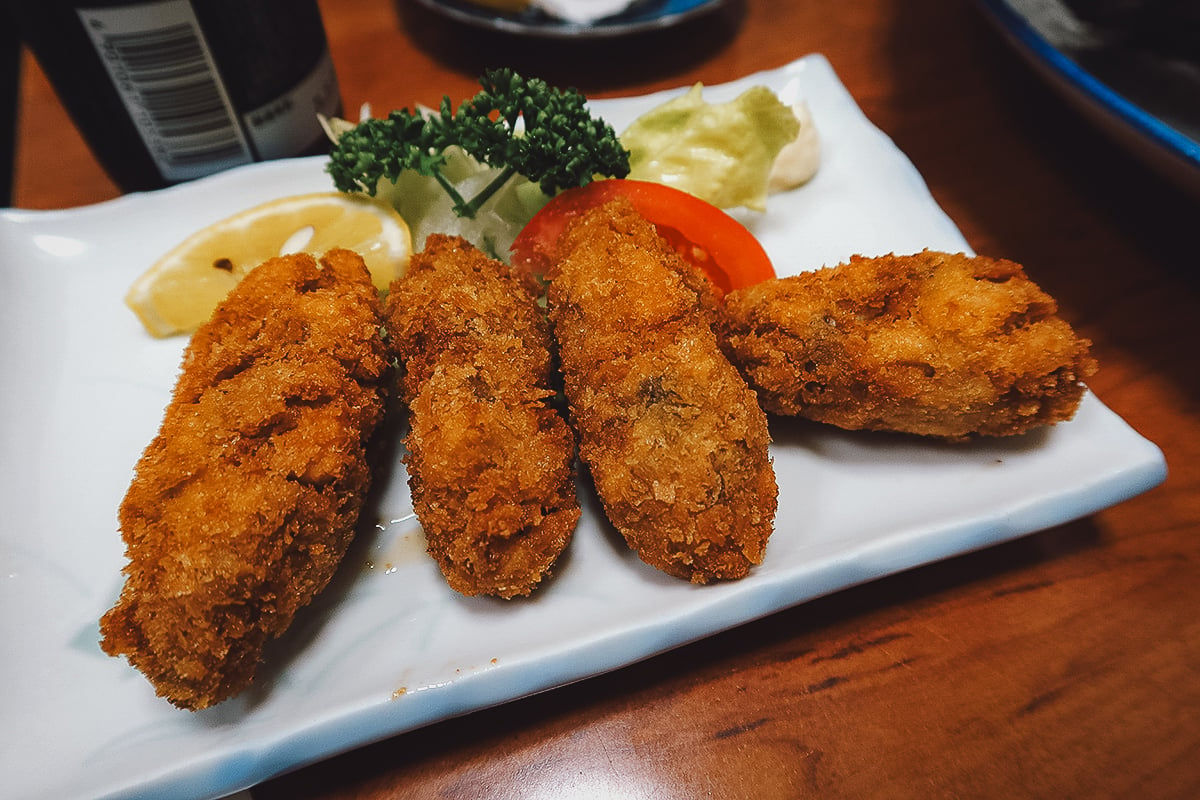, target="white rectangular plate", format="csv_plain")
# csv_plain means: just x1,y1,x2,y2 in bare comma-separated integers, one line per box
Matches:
0,55,1165,800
